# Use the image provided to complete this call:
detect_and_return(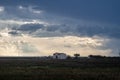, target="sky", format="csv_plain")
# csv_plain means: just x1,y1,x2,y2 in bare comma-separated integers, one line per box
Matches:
0,0,120,56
